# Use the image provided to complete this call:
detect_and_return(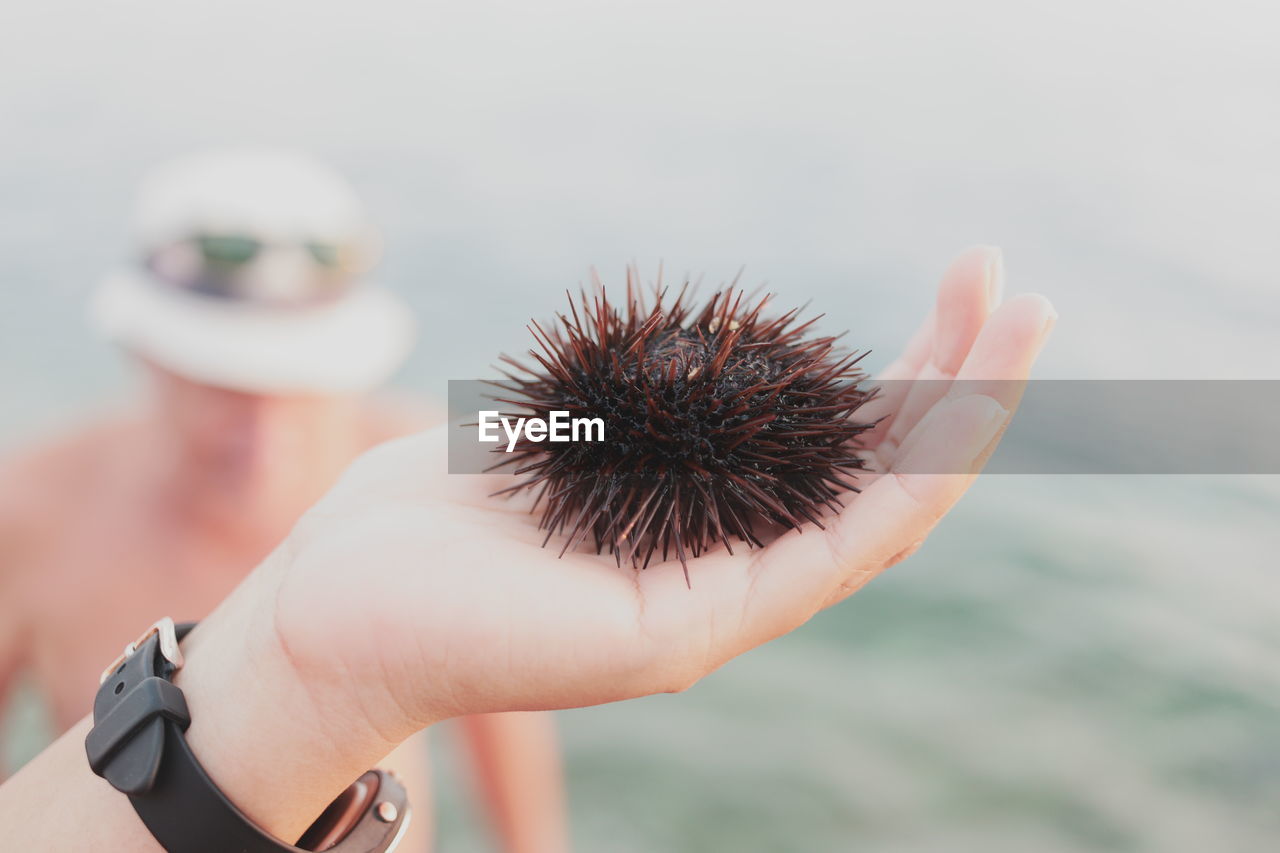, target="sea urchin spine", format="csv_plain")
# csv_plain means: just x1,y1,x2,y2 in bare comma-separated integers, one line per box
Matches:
492,269,878,577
